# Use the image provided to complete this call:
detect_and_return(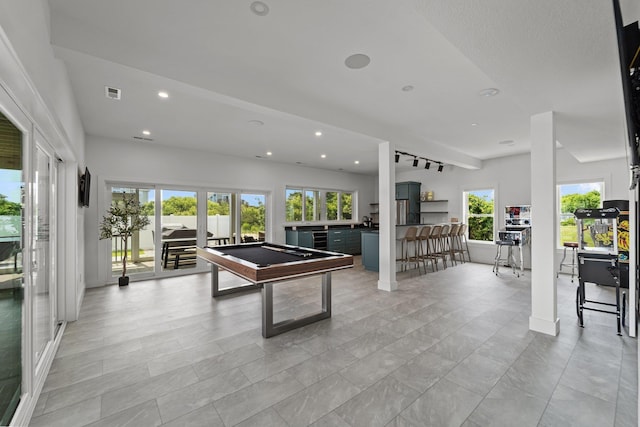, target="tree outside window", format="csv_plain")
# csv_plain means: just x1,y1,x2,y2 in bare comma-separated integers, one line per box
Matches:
285,188,302,222
326,192,338,220
305,190,320,221
558,182,602,247
341,192,353,220
286,187,355,222
465,189,494,241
